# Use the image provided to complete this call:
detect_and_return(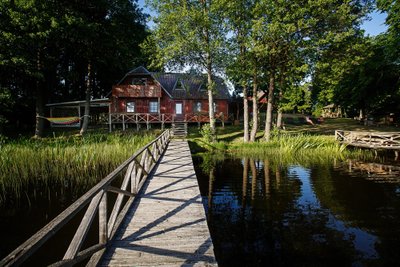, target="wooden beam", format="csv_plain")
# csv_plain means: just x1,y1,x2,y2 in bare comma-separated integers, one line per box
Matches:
63,191,103,260
107,186,136,197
